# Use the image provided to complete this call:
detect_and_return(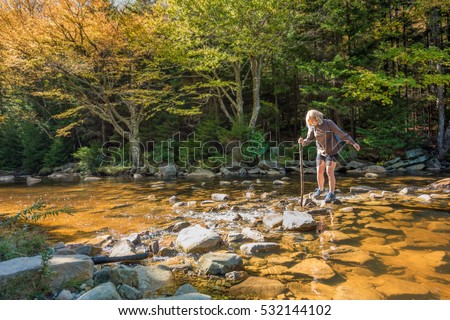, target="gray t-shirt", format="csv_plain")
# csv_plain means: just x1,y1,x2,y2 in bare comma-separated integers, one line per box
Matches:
303,119,356,156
